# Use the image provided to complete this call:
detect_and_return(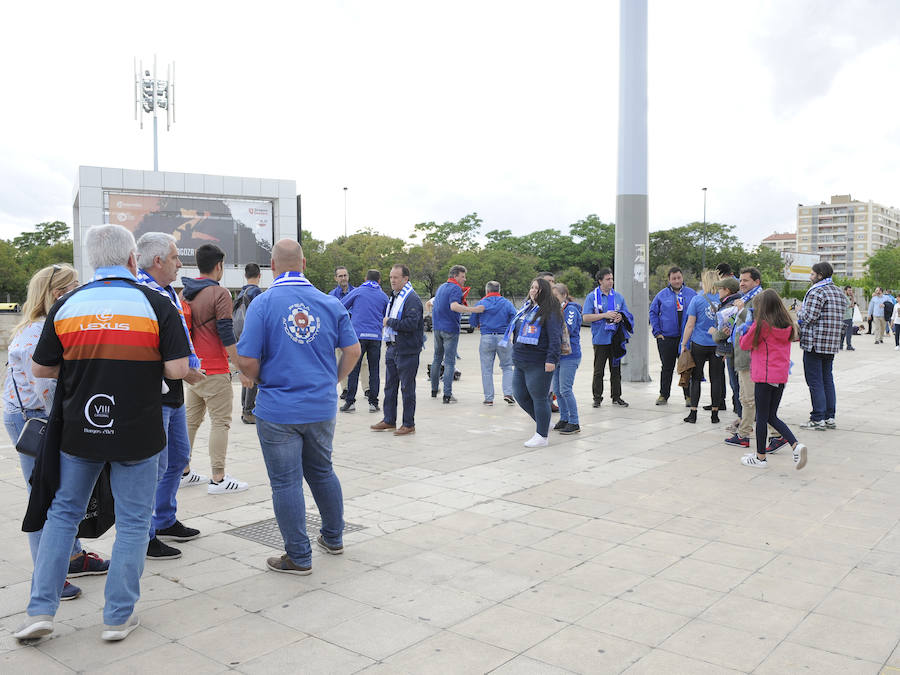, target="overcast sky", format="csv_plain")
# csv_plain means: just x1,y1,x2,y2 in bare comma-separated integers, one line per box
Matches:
1,0,898,247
